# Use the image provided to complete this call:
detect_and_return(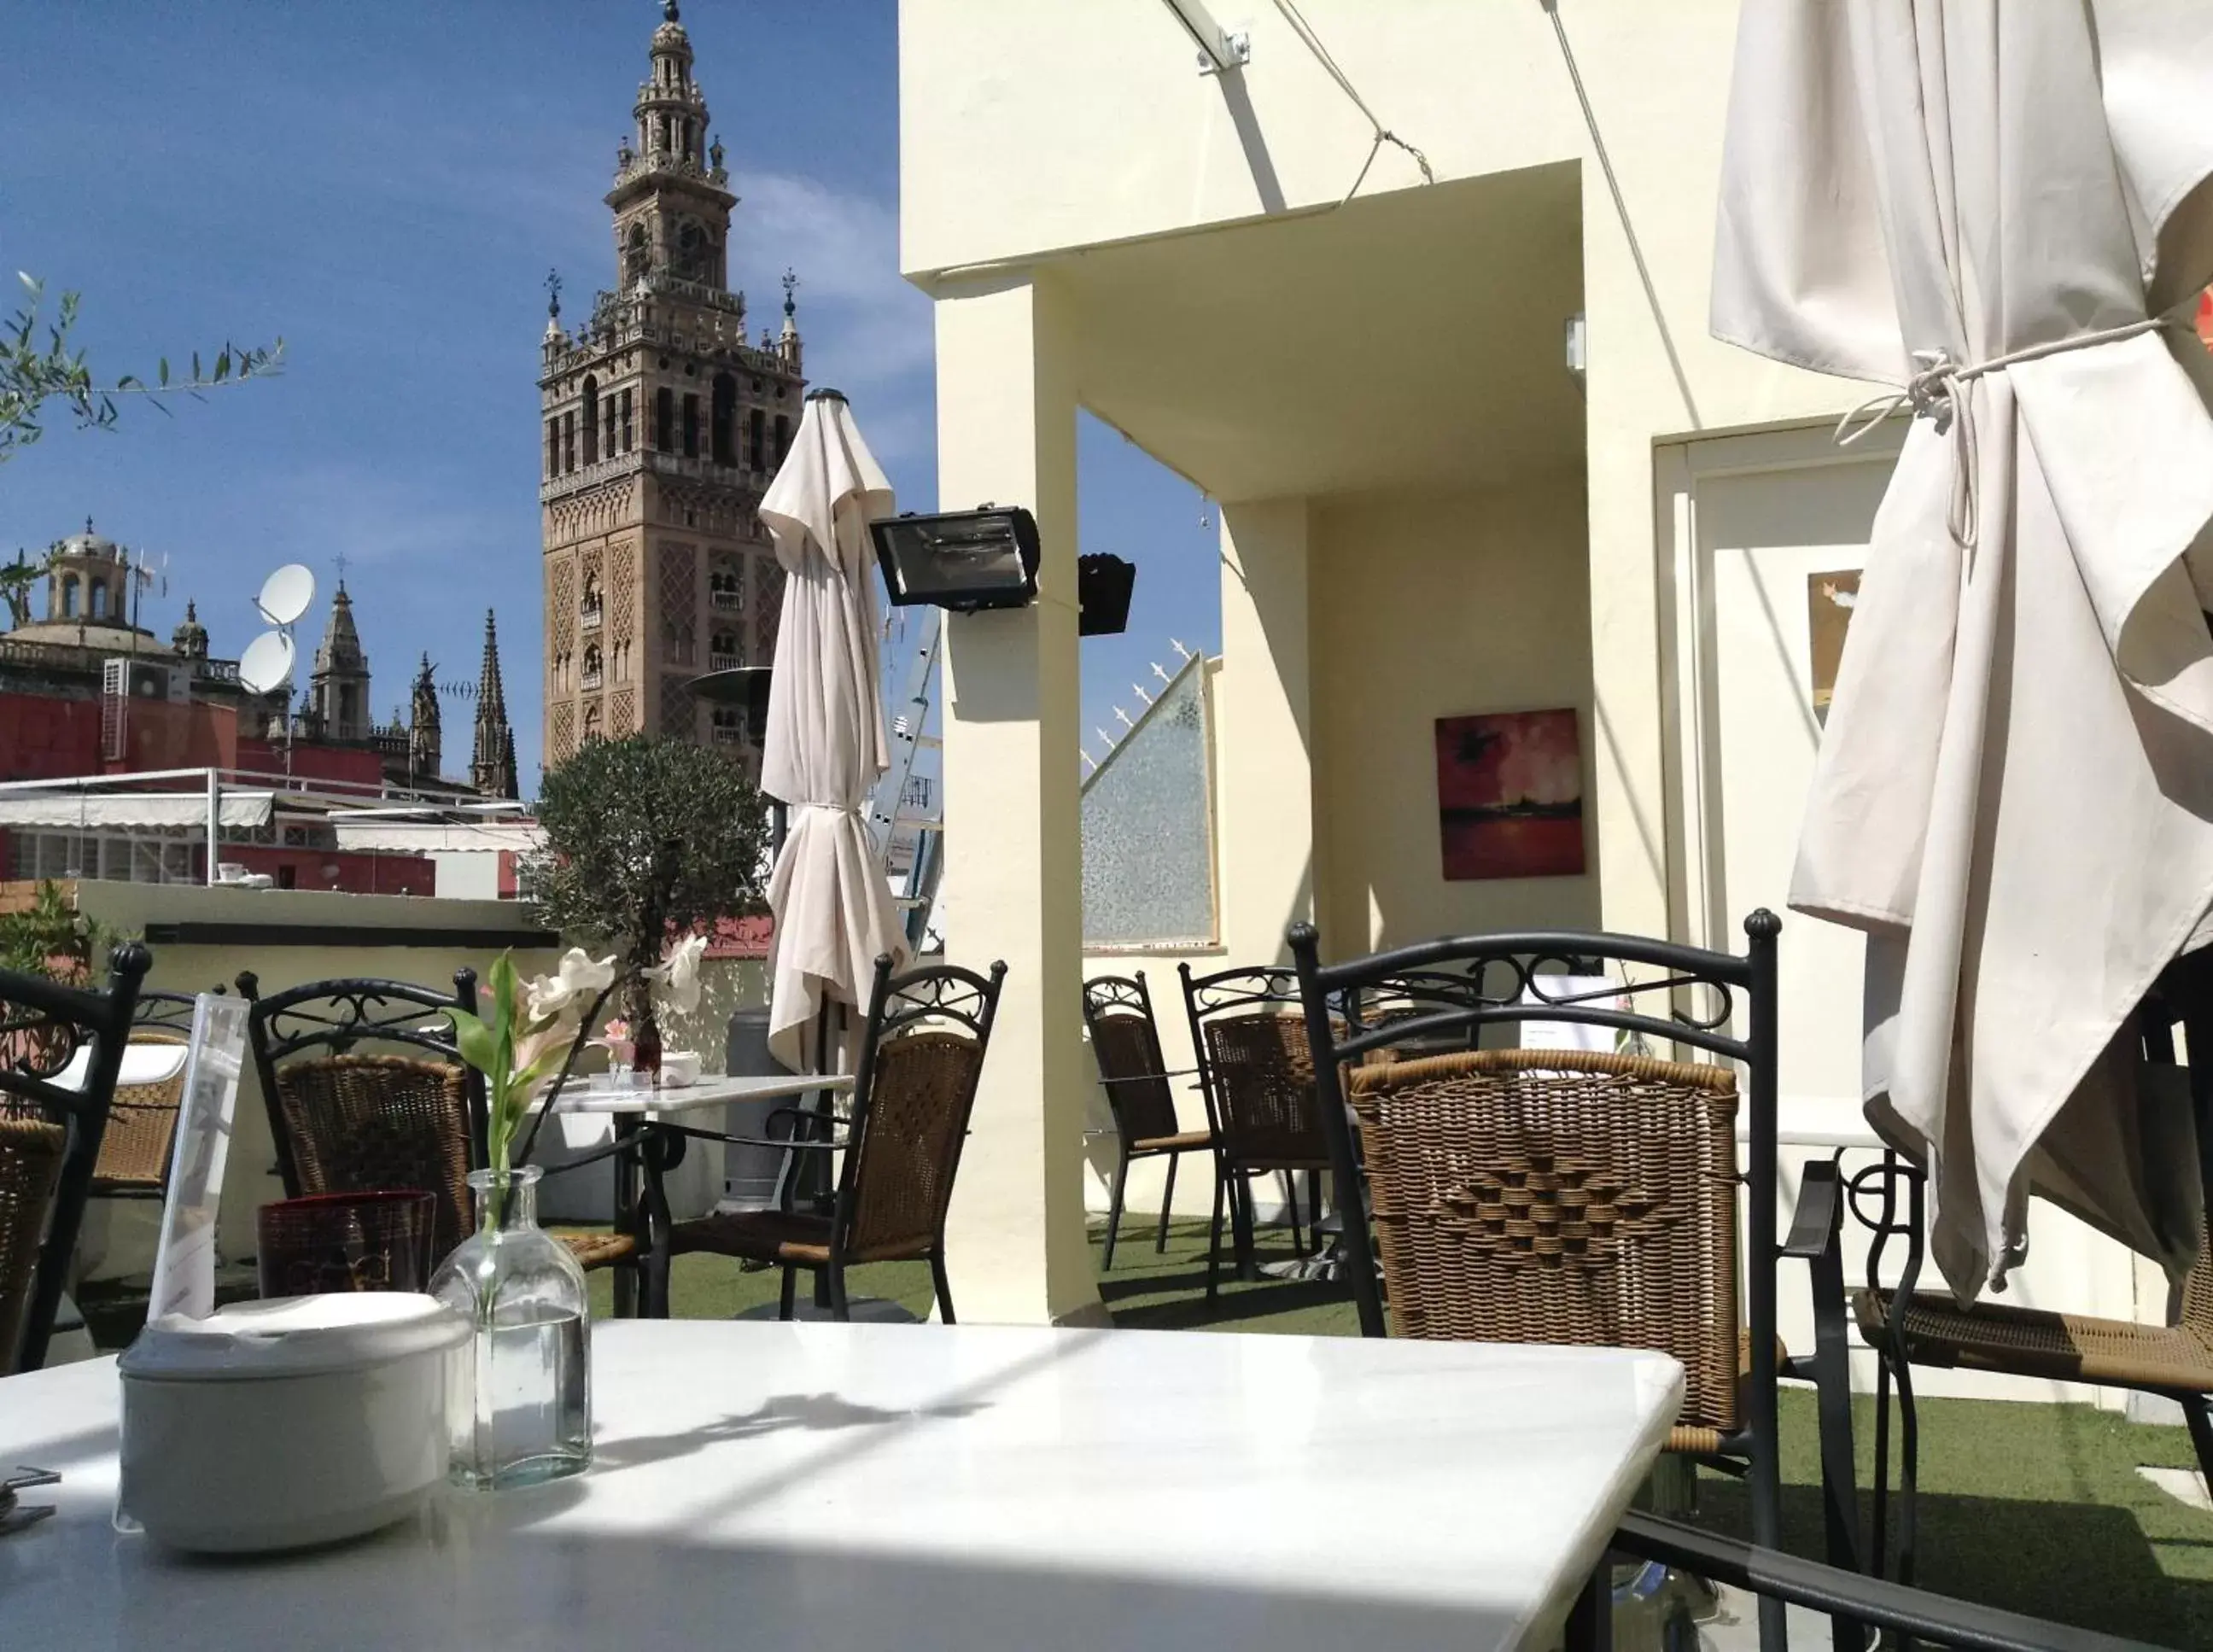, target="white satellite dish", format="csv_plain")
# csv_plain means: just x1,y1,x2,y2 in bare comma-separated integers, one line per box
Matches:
255,563,316,628
238,631,296,696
